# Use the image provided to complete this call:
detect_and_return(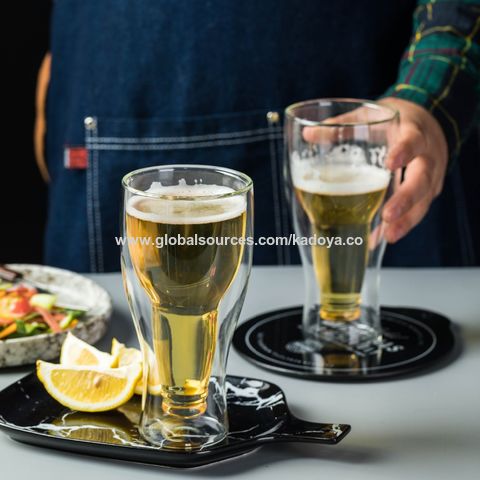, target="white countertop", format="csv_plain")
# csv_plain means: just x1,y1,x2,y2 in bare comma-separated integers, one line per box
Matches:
1,267,480,480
